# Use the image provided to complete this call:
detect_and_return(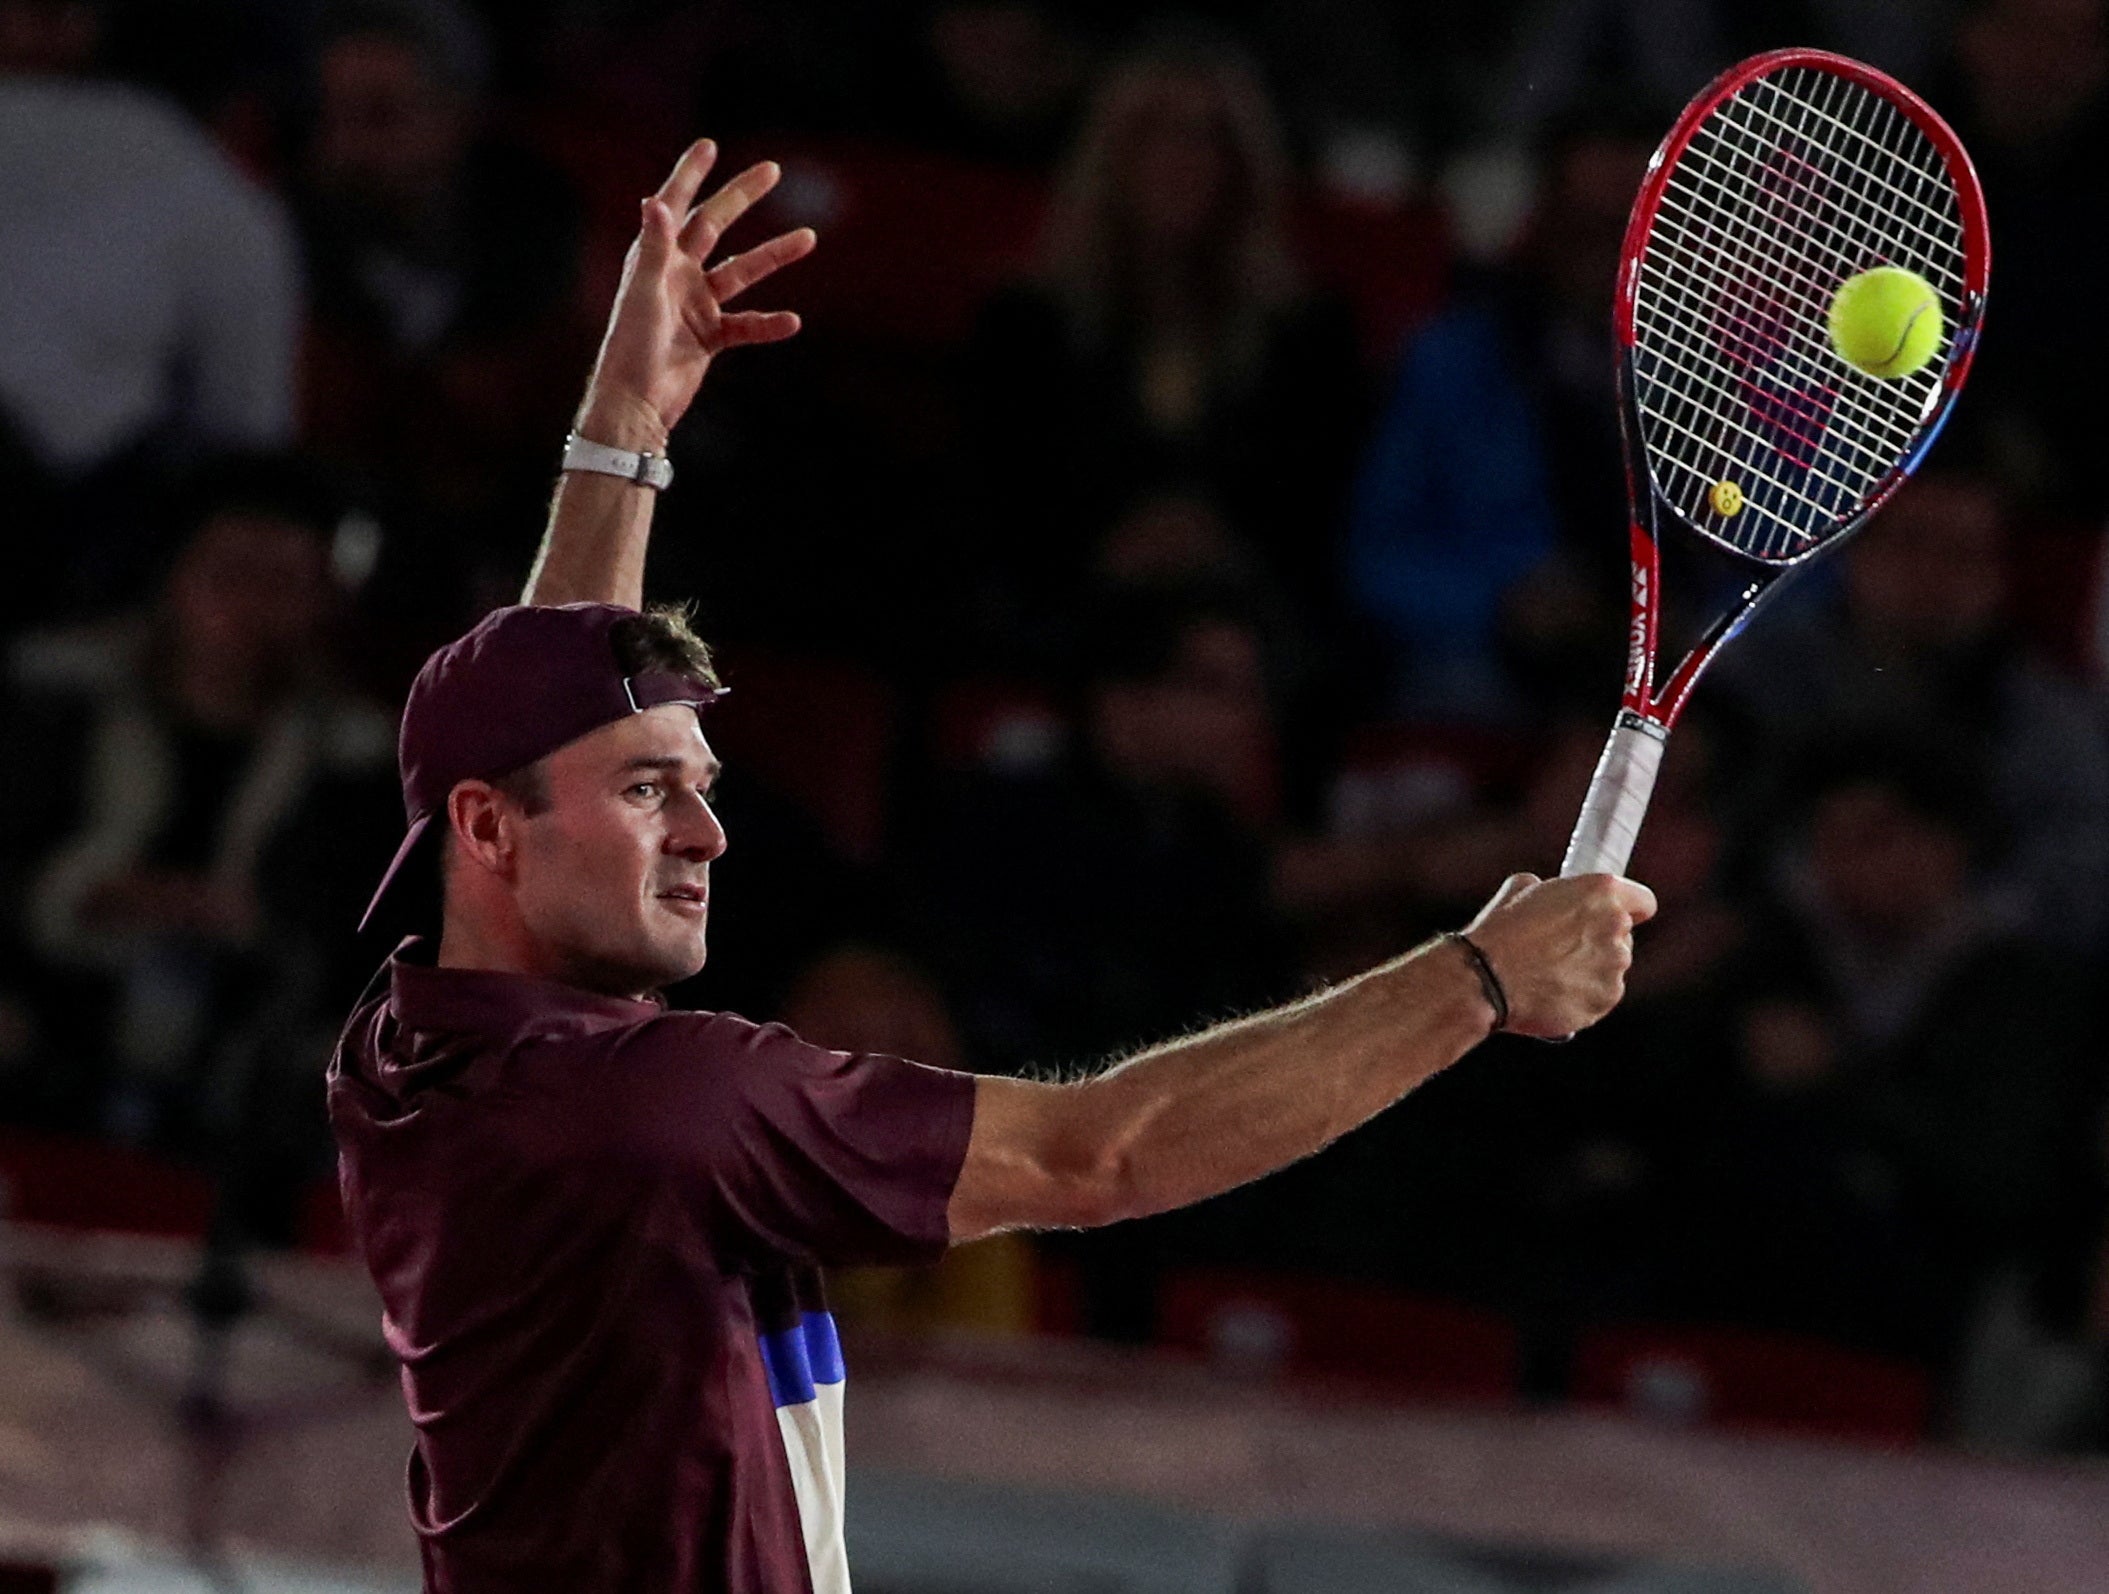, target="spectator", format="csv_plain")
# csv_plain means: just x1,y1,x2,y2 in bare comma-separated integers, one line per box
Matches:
909,585,1297,1079
1492,0,1730,140
1501,718,1753,1357
1810,0,1969,86
1943,0,2109,517
1681,741,2096,1360
1253,0,1426,203
0,0,300,619
963,28,1367,662
880,1,1093,168
1261,716,1748,1328
906,586,1301,1338
295,0,583,566
1715,469,2109,953
13,455,395,1161
1345,116,1653,720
